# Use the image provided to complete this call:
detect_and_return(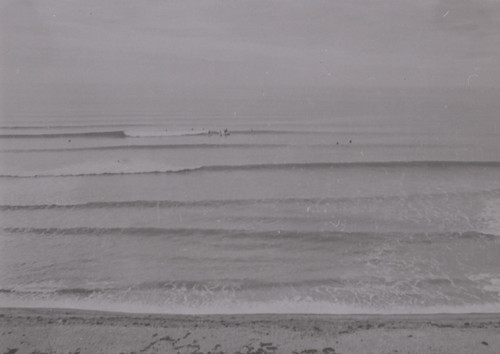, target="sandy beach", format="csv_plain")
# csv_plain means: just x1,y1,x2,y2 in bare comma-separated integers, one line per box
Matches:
0,308,499,354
